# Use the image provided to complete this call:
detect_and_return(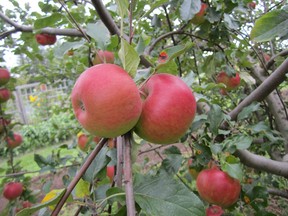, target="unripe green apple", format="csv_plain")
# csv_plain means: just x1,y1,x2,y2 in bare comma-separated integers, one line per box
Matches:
3,182,23,200
0,68,11,86
93,50,115,65
71,64,142,138
134,73,197,144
